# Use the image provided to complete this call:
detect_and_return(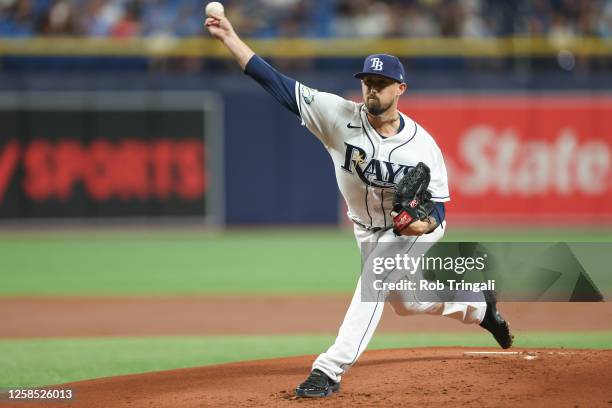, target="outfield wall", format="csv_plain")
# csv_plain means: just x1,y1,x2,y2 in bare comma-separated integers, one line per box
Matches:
0,72,610,226
396,94,612,225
